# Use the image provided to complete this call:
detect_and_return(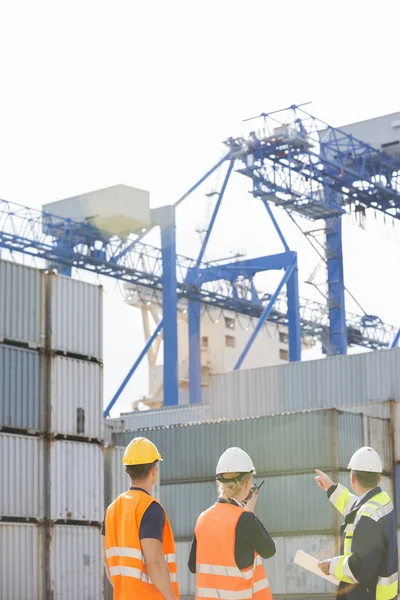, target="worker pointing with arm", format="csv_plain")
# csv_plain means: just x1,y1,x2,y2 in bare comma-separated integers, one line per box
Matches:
315,446,398,600
102,437,179,600
188,447,276,600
